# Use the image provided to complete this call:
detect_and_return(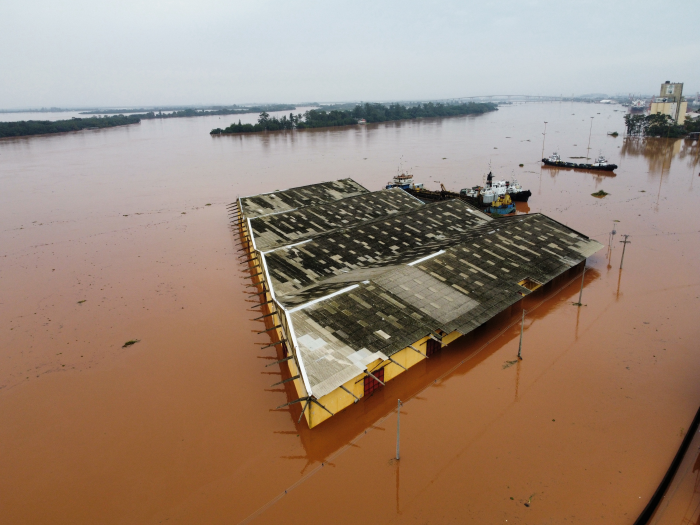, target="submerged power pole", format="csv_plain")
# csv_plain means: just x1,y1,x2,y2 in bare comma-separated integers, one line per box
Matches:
396,399,402,460
587,117,594,159
517,309,525,360
541,122,548,159
573,264,586,306
619,235,631,269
